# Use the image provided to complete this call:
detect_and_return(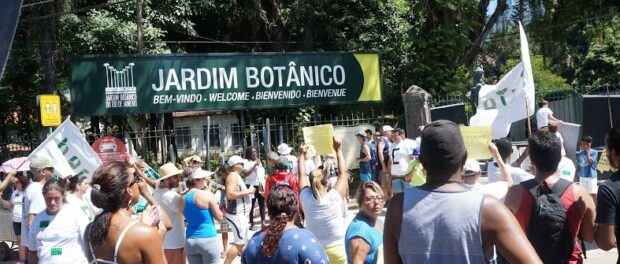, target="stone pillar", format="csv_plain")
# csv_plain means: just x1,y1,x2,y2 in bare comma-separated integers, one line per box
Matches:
403,85,431,139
